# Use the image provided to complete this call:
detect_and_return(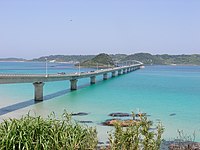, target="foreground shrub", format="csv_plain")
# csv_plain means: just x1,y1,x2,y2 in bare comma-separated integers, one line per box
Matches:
0,112,98,150
108,113,164,150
